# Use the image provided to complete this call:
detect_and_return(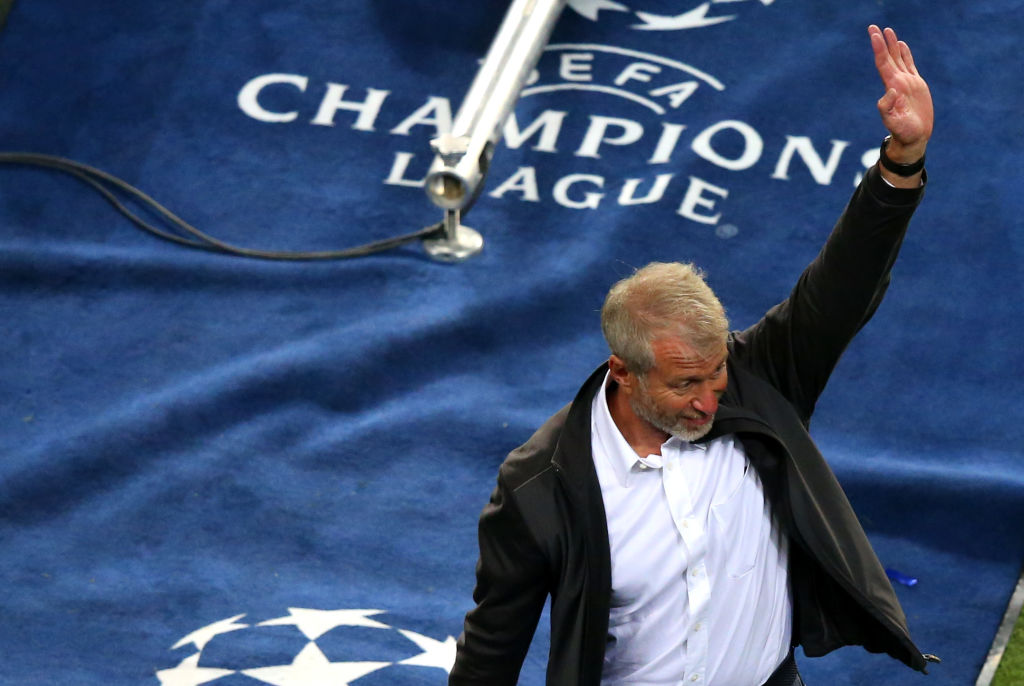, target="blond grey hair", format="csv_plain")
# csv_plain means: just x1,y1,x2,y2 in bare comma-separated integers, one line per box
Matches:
601,262,729,374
